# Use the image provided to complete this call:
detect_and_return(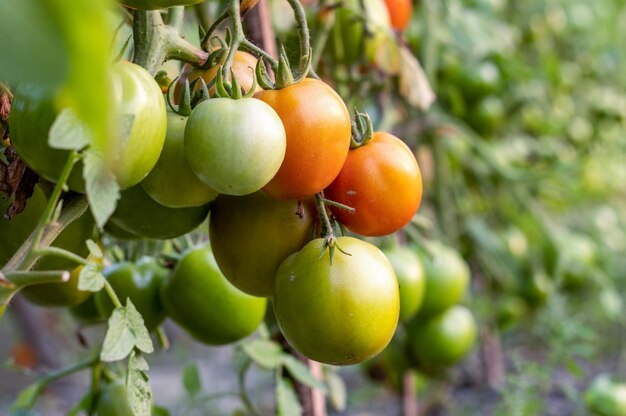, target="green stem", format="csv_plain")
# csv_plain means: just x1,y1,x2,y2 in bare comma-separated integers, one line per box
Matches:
34,246,89,267
311,1,335,70
168,6,185,31
285,0,312,76
238,358,260,416
3,270,70,288
240,38,278,69
319,197,355,213
221,0,243,80
156,326,170,350
314,193,334,239
104,281,123,309
200,11,230,51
